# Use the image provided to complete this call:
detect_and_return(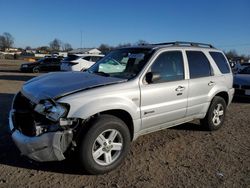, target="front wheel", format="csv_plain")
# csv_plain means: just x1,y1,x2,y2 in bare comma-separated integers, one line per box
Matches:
79,114,131,174
200,96,227,131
